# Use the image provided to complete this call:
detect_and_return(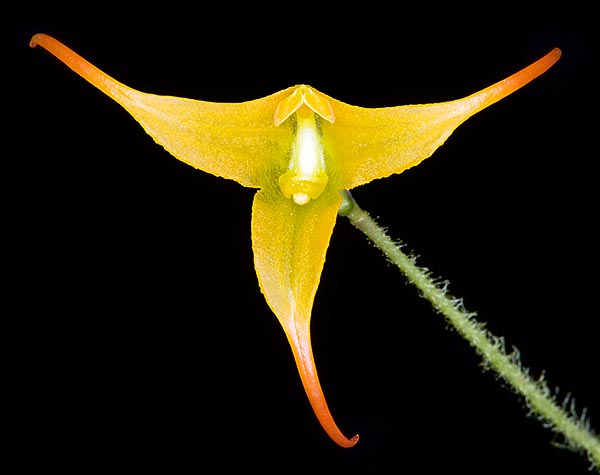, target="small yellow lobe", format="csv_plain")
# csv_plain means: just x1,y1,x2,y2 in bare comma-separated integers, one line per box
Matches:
274,85,335,126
